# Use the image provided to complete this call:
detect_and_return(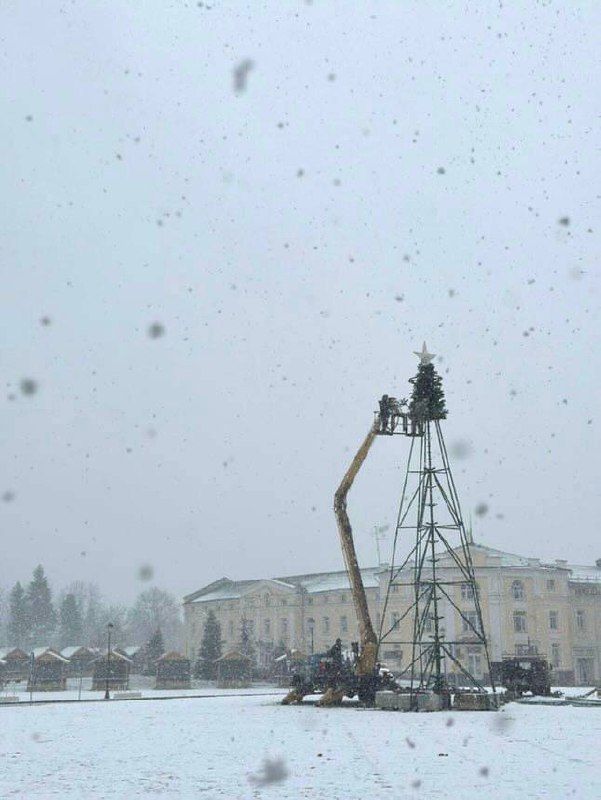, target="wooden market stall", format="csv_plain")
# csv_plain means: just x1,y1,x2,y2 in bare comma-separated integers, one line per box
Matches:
61,646,98,677
91,649,132,691
155,651,191,690
215,650,252,688
3,648,31,683
27,649,69,691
